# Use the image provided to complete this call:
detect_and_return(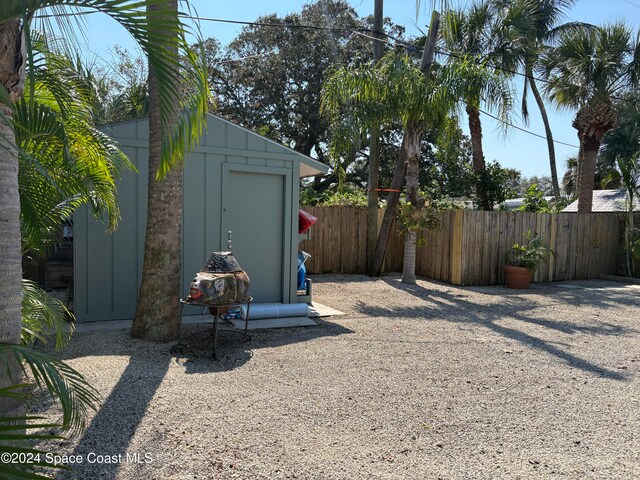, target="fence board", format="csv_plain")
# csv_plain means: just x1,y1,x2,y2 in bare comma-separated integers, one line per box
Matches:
462,211,475,285
591,214,601,277
574,215,585,279
442,211,453,282
450,210,463,284
496,213,507,284
356,208,367,273
480,212,491,285
488,212,498,284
